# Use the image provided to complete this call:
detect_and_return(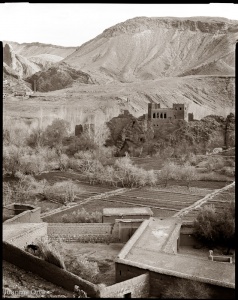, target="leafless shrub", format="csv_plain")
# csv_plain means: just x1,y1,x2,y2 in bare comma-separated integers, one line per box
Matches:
163,278,211,299
34,240,65,269
61,208,102,223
